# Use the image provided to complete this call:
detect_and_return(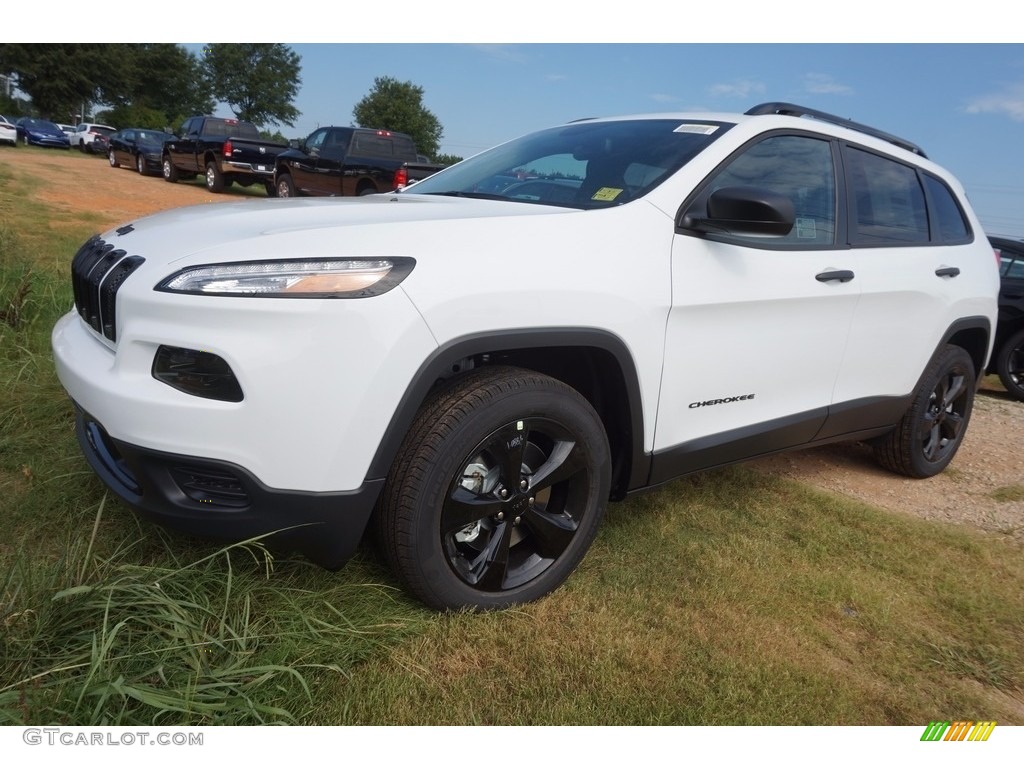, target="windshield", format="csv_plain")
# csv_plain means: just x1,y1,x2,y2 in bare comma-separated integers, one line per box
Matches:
407,118,731,209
